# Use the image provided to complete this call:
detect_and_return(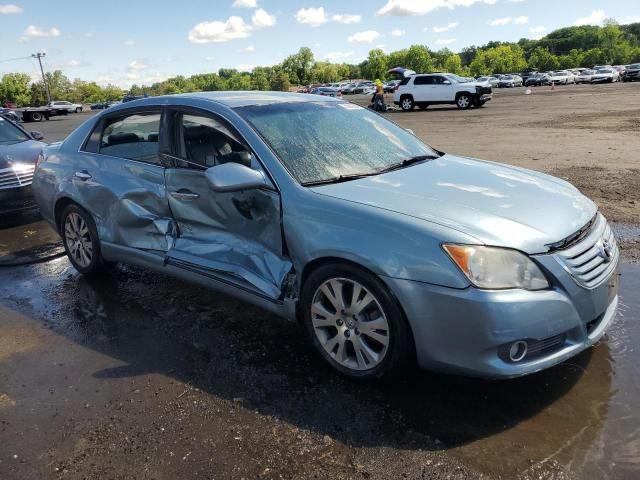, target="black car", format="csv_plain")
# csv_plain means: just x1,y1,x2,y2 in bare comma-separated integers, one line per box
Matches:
524,73,551,87
0,117,46,215
622,63,640,82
